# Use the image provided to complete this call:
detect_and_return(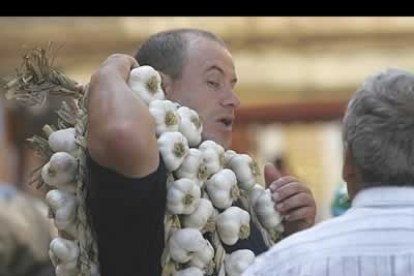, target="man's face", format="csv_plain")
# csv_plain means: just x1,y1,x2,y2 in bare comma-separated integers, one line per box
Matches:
167,37,240,149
